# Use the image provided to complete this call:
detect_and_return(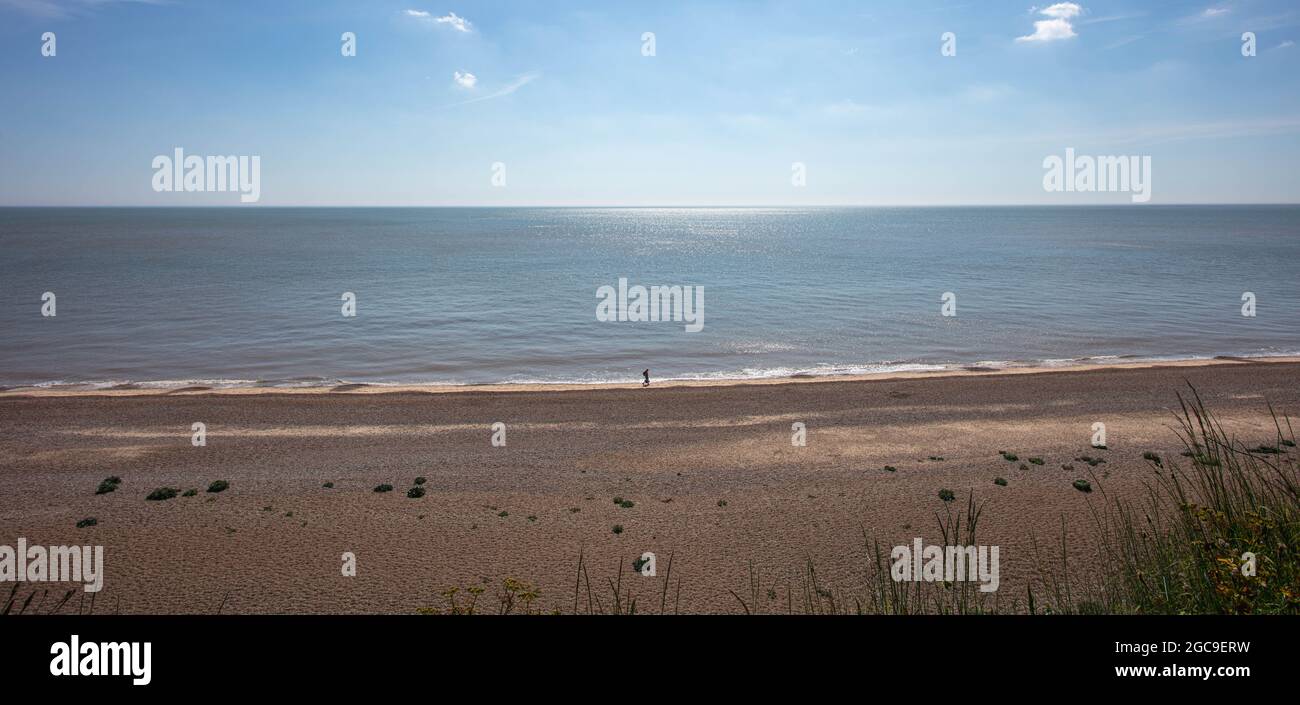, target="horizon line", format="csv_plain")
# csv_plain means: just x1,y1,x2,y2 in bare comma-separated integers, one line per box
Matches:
3,202,1299,209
